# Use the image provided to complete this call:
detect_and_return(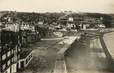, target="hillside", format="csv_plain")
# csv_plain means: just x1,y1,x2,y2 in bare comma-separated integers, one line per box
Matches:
0,11,114,27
